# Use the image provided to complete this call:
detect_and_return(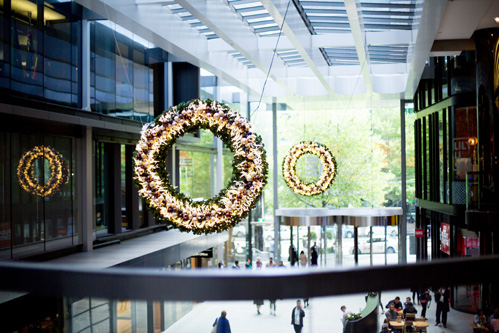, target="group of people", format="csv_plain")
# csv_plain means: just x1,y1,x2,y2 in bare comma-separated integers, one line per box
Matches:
382,296,418,332
380,287,450,332
473,308,499,332
211,299,306,333
288,242,320,267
